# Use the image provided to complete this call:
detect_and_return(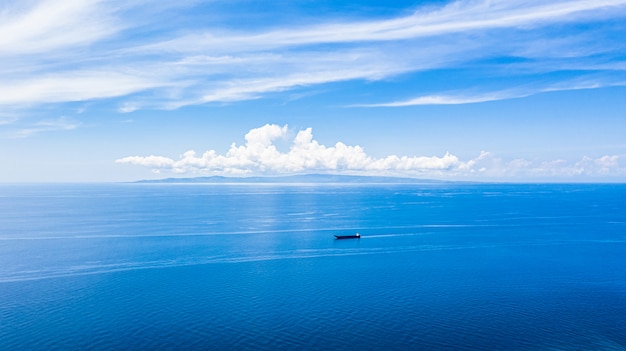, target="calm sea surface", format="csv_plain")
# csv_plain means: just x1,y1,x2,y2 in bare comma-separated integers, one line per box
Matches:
1,183,625,350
